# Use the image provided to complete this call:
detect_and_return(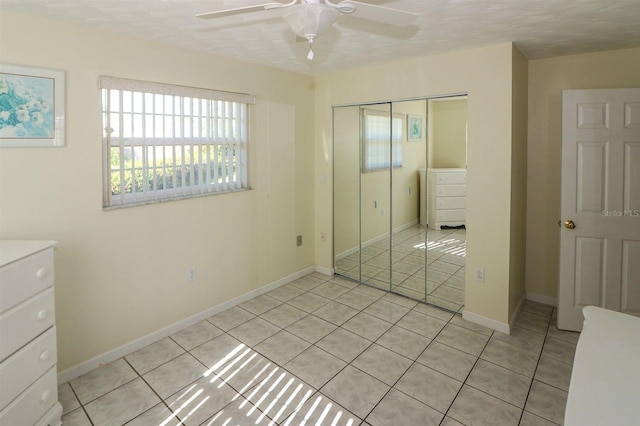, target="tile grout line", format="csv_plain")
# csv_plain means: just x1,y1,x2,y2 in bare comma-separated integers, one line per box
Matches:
66,382,96,426
353,307,466,424
262,282,397,424
345,296,452,424
280,288,449,424
225,280,387,424
338,225,466,312
516,306,556,426
436,315,495,425
121,356,185,425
